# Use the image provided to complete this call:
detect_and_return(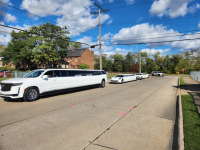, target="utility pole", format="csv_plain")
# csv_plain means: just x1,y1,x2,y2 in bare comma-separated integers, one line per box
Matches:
91,3,109,70
138,44,141,73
